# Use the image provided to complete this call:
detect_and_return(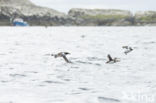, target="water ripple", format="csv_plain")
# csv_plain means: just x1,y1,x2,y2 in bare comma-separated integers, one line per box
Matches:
43,80,64,84
98,96,120,102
